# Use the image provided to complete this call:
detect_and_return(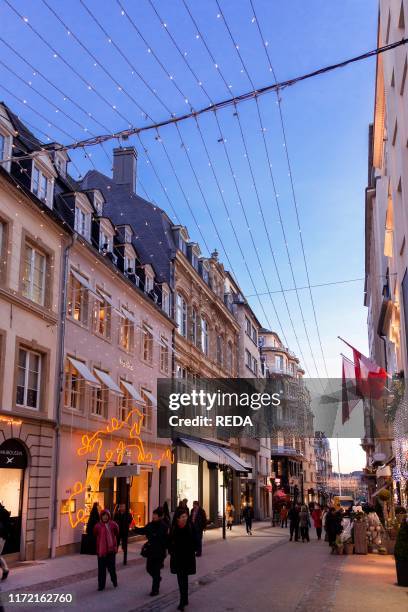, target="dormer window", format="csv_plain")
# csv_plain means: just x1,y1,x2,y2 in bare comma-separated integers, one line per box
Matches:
31,163,53,207
145,268,154,293
0,131,12,172
161,285,170,315
124,226,132,243
93,192,104,217
100,231,112,252
74,201,91,240
53,150,69,177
